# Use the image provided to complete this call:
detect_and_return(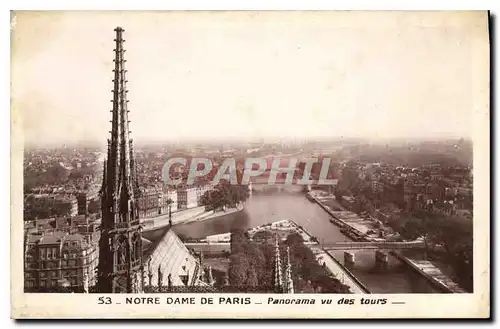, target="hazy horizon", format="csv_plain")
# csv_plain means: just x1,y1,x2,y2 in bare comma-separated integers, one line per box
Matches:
23,135,473,151
12,11,486,147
